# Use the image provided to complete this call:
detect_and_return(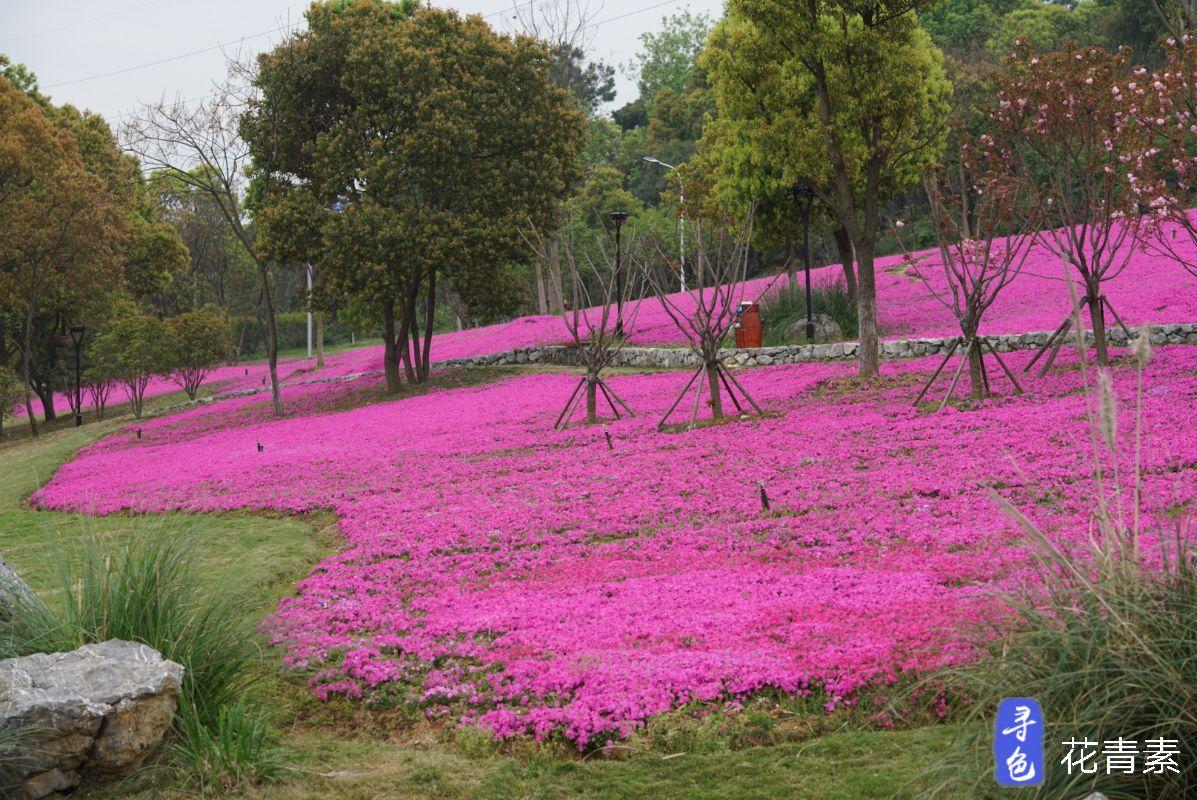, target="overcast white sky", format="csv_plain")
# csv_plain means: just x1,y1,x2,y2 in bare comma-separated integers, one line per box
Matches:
1,0,723,128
